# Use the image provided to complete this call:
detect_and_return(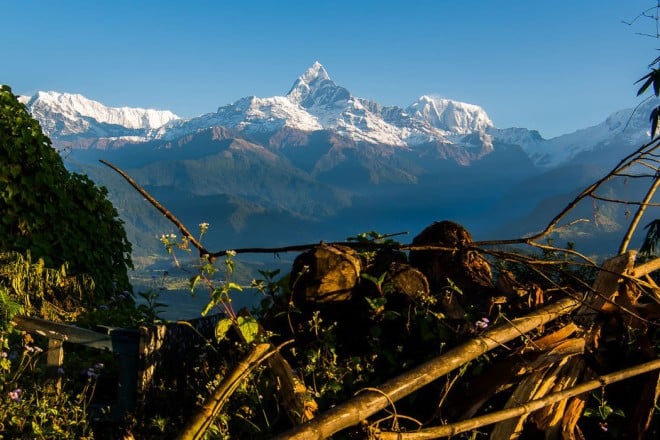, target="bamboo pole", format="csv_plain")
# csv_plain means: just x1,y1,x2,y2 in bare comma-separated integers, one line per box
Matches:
618,175,660,255
270,297,581,440
178,343,272,440
631,256,660,278
374,358,660,440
